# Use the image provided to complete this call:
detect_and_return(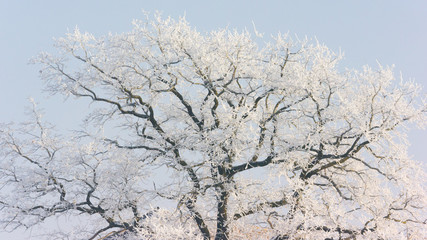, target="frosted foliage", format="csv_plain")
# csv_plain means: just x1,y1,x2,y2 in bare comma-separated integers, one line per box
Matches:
1,14,426,239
